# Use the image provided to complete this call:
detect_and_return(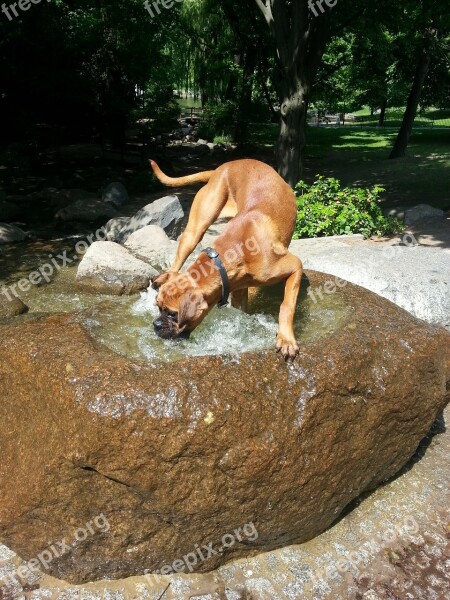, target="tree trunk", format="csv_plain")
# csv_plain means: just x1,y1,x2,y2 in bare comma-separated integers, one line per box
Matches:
254,0,330,186
377,98,387,127
389,48,431,159
234,50,257,144
277,86,307,187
